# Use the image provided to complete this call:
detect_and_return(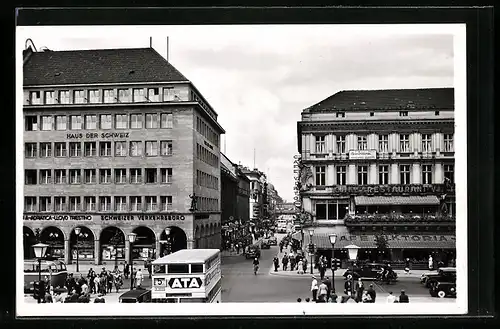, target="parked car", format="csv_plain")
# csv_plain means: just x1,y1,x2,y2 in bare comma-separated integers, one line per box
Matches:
429,281,456,298
421,267,456,288
261,241,271,249
343,262,386,280
267,236,277,246
245,246,261,259
119,288,152,303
